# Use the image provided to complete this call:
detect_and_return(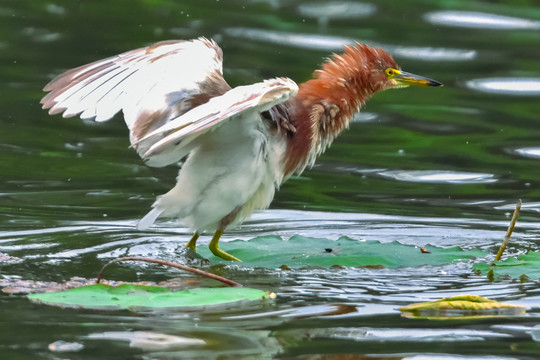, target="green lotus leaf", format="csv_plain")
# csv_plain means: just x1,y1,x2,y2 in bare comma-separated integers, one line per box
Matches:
198,235,488,268
28,284,273,310
473,251,540,280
